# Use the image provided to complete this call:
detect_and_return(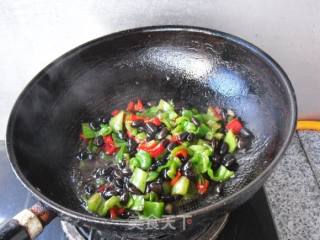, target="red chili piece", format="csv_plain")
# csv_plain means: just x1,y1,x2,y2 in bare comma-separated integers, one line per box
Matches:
111,109,120,116
196,179,209,195
226,118,243,134
103,135,117,155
